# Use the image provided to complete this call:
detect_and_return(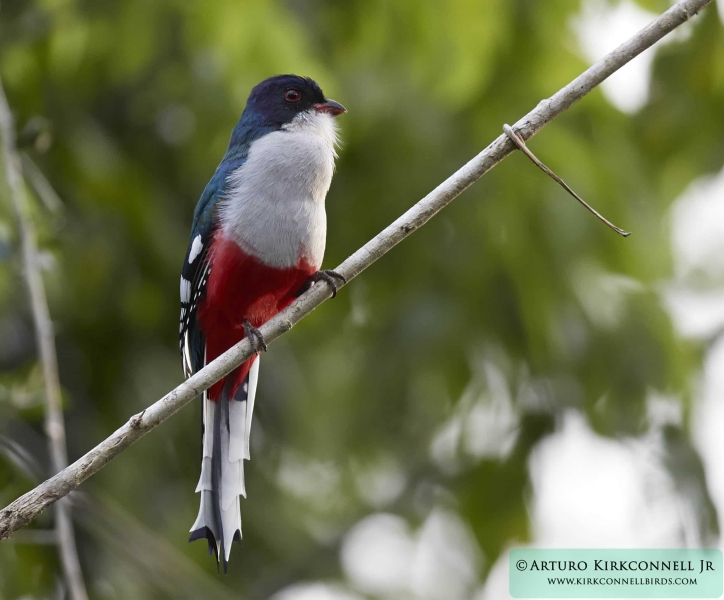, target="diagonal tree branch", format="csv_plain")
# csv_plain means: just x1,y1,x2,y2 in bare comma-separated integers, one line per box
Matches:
0,82,89,597
0,0,712,540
